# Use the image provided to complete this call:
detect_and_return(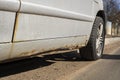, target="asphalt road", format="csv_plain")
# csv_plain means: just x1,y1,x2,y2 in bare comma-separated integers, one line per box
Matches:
66,48,120,80
0,41,120,80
